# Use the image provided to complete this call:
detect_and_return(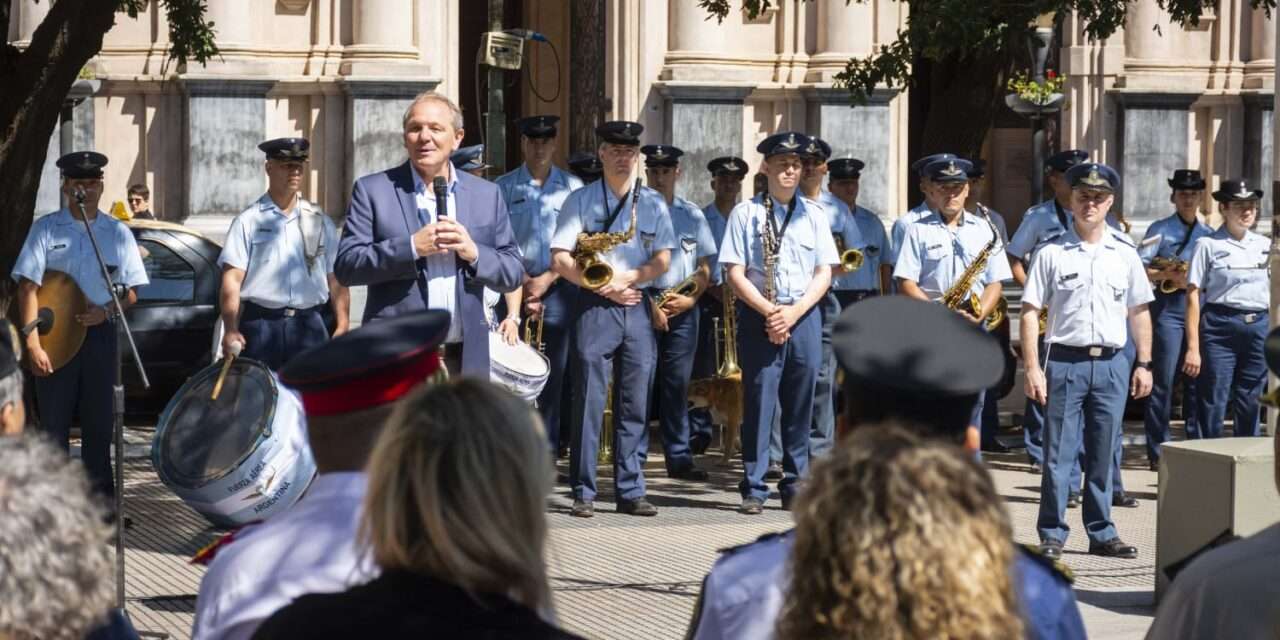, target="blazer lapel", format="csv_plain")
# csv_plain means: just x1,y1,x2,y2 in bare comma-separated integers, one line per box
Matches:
393,162,419,235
